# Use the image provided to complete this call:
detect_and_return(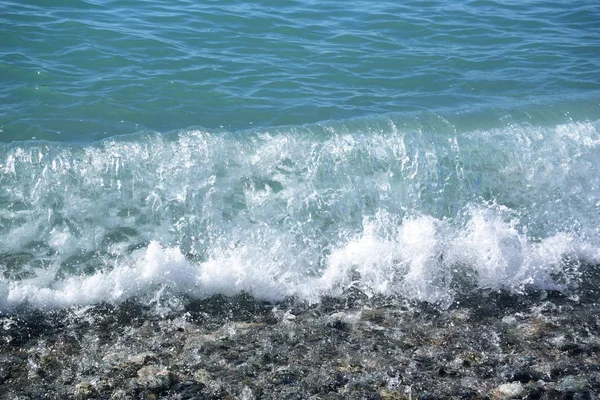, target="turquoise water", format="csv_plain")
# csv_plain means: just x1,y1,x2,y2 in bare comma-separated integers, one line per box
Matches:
1,0,600,309
2,0,600,141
